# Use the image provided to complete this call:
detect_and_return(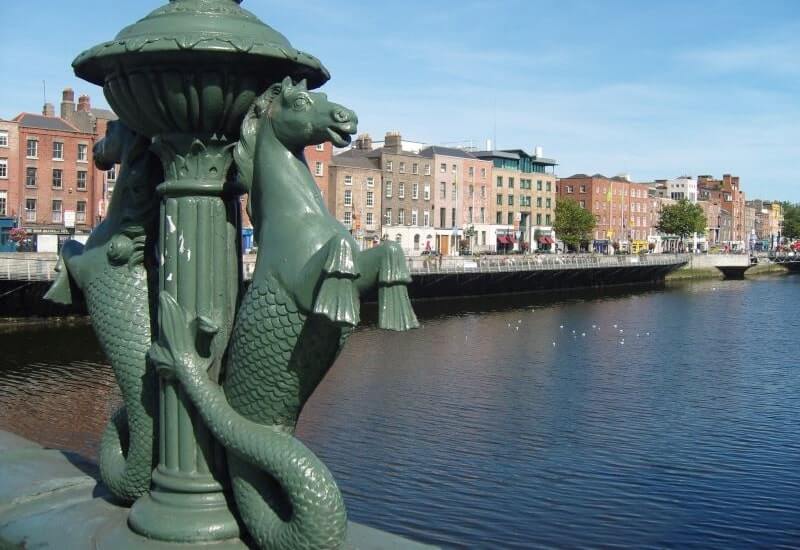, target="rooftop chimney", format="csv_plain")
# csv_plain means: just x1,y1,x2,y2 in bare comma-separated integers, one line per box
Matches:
534,146,543,158
42,103,55,117
384,131,402,153
61,88,75,119
77,94,91,113
354,133,373,150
